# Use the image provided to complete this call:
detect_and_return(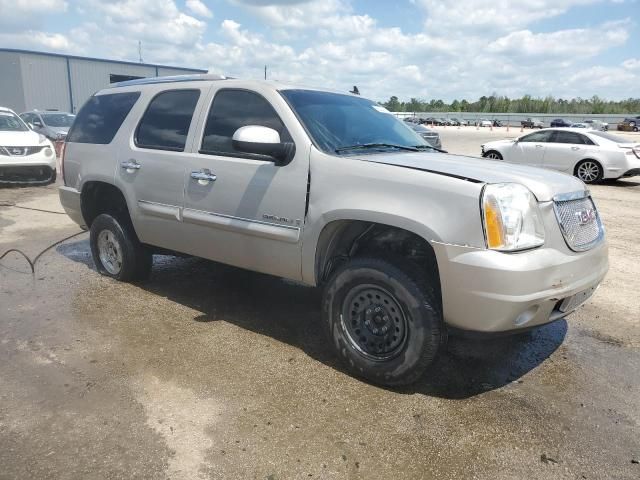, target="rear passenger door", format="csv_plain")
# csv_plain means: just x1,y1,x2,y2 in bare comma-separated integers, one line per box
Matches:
180,87,310,281
115,87,205,250
543,130,594,173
